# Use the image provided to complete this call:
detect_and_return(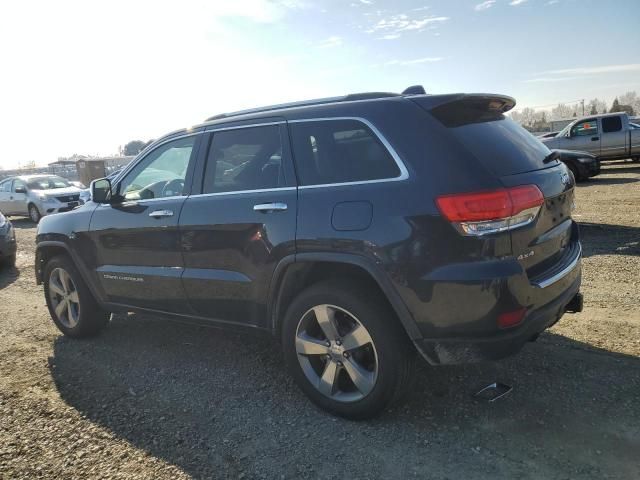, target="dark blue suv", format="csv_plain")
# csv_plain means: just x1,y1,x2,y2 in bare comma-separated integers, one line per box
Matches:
35,87,583,419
